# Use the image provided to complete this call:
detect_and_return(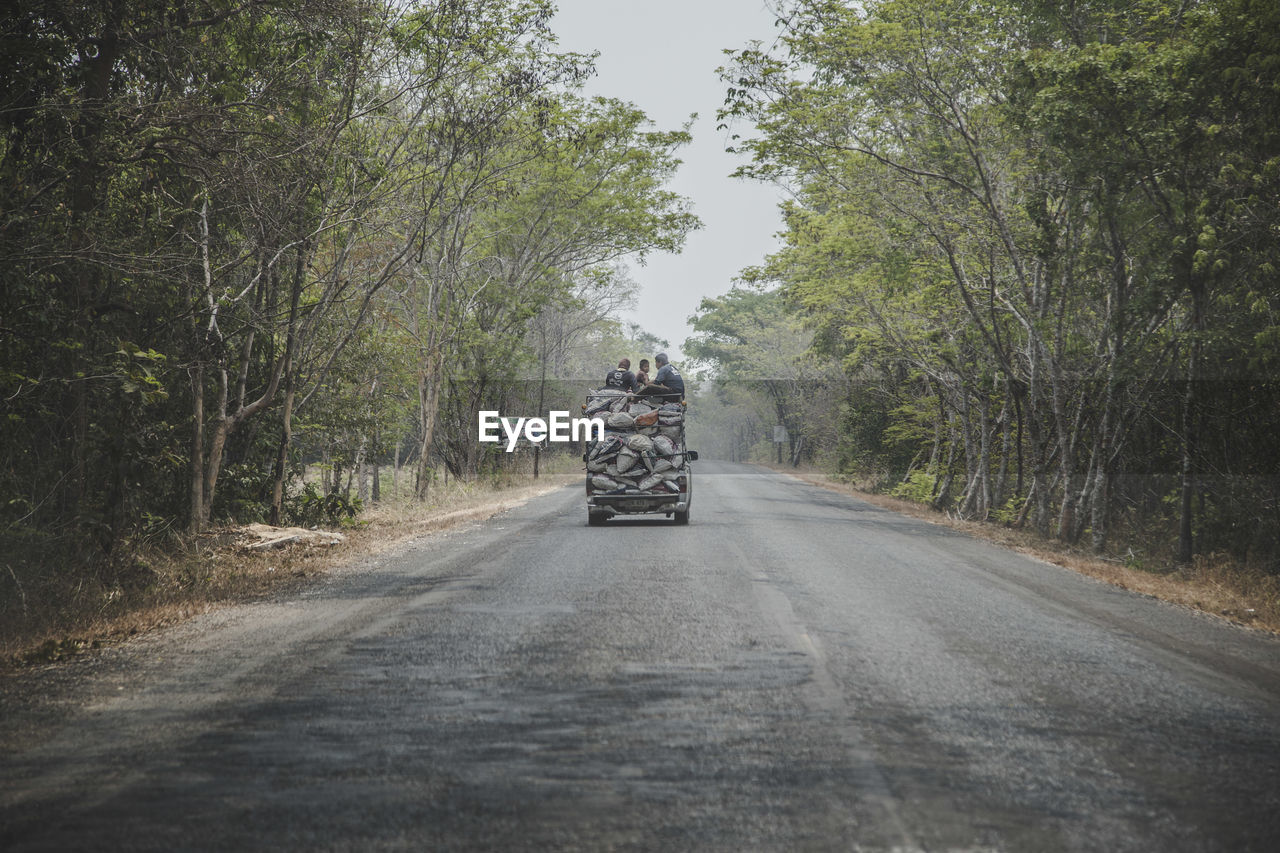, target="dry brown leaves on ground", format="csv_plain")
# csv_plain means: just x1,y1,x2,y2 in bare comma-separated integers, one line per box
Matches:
2,475,575,671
